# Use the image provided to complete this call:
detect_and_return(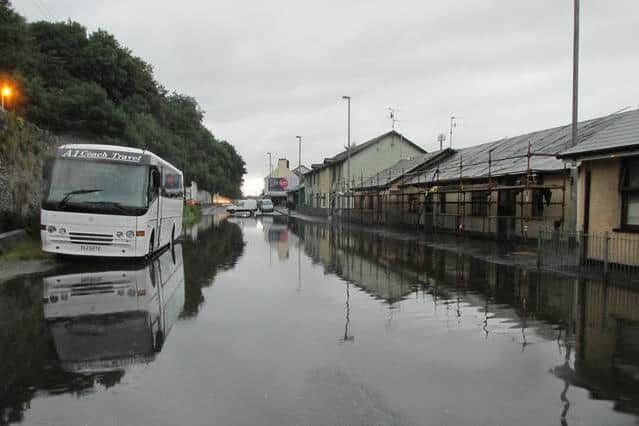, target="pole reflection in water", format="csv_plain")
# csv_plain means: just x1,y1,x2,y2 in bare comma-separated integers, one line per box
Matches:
43,245,185,373
292,218,639,423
